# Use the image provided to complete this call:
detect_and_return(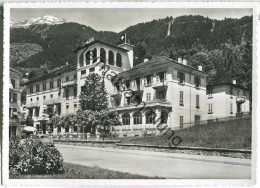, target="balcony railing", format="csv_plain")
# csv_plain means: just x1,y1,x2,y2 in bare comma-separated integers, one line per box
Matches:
26,102,41,108
152,80,168,89
43,98,63,105
61,79,77,87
